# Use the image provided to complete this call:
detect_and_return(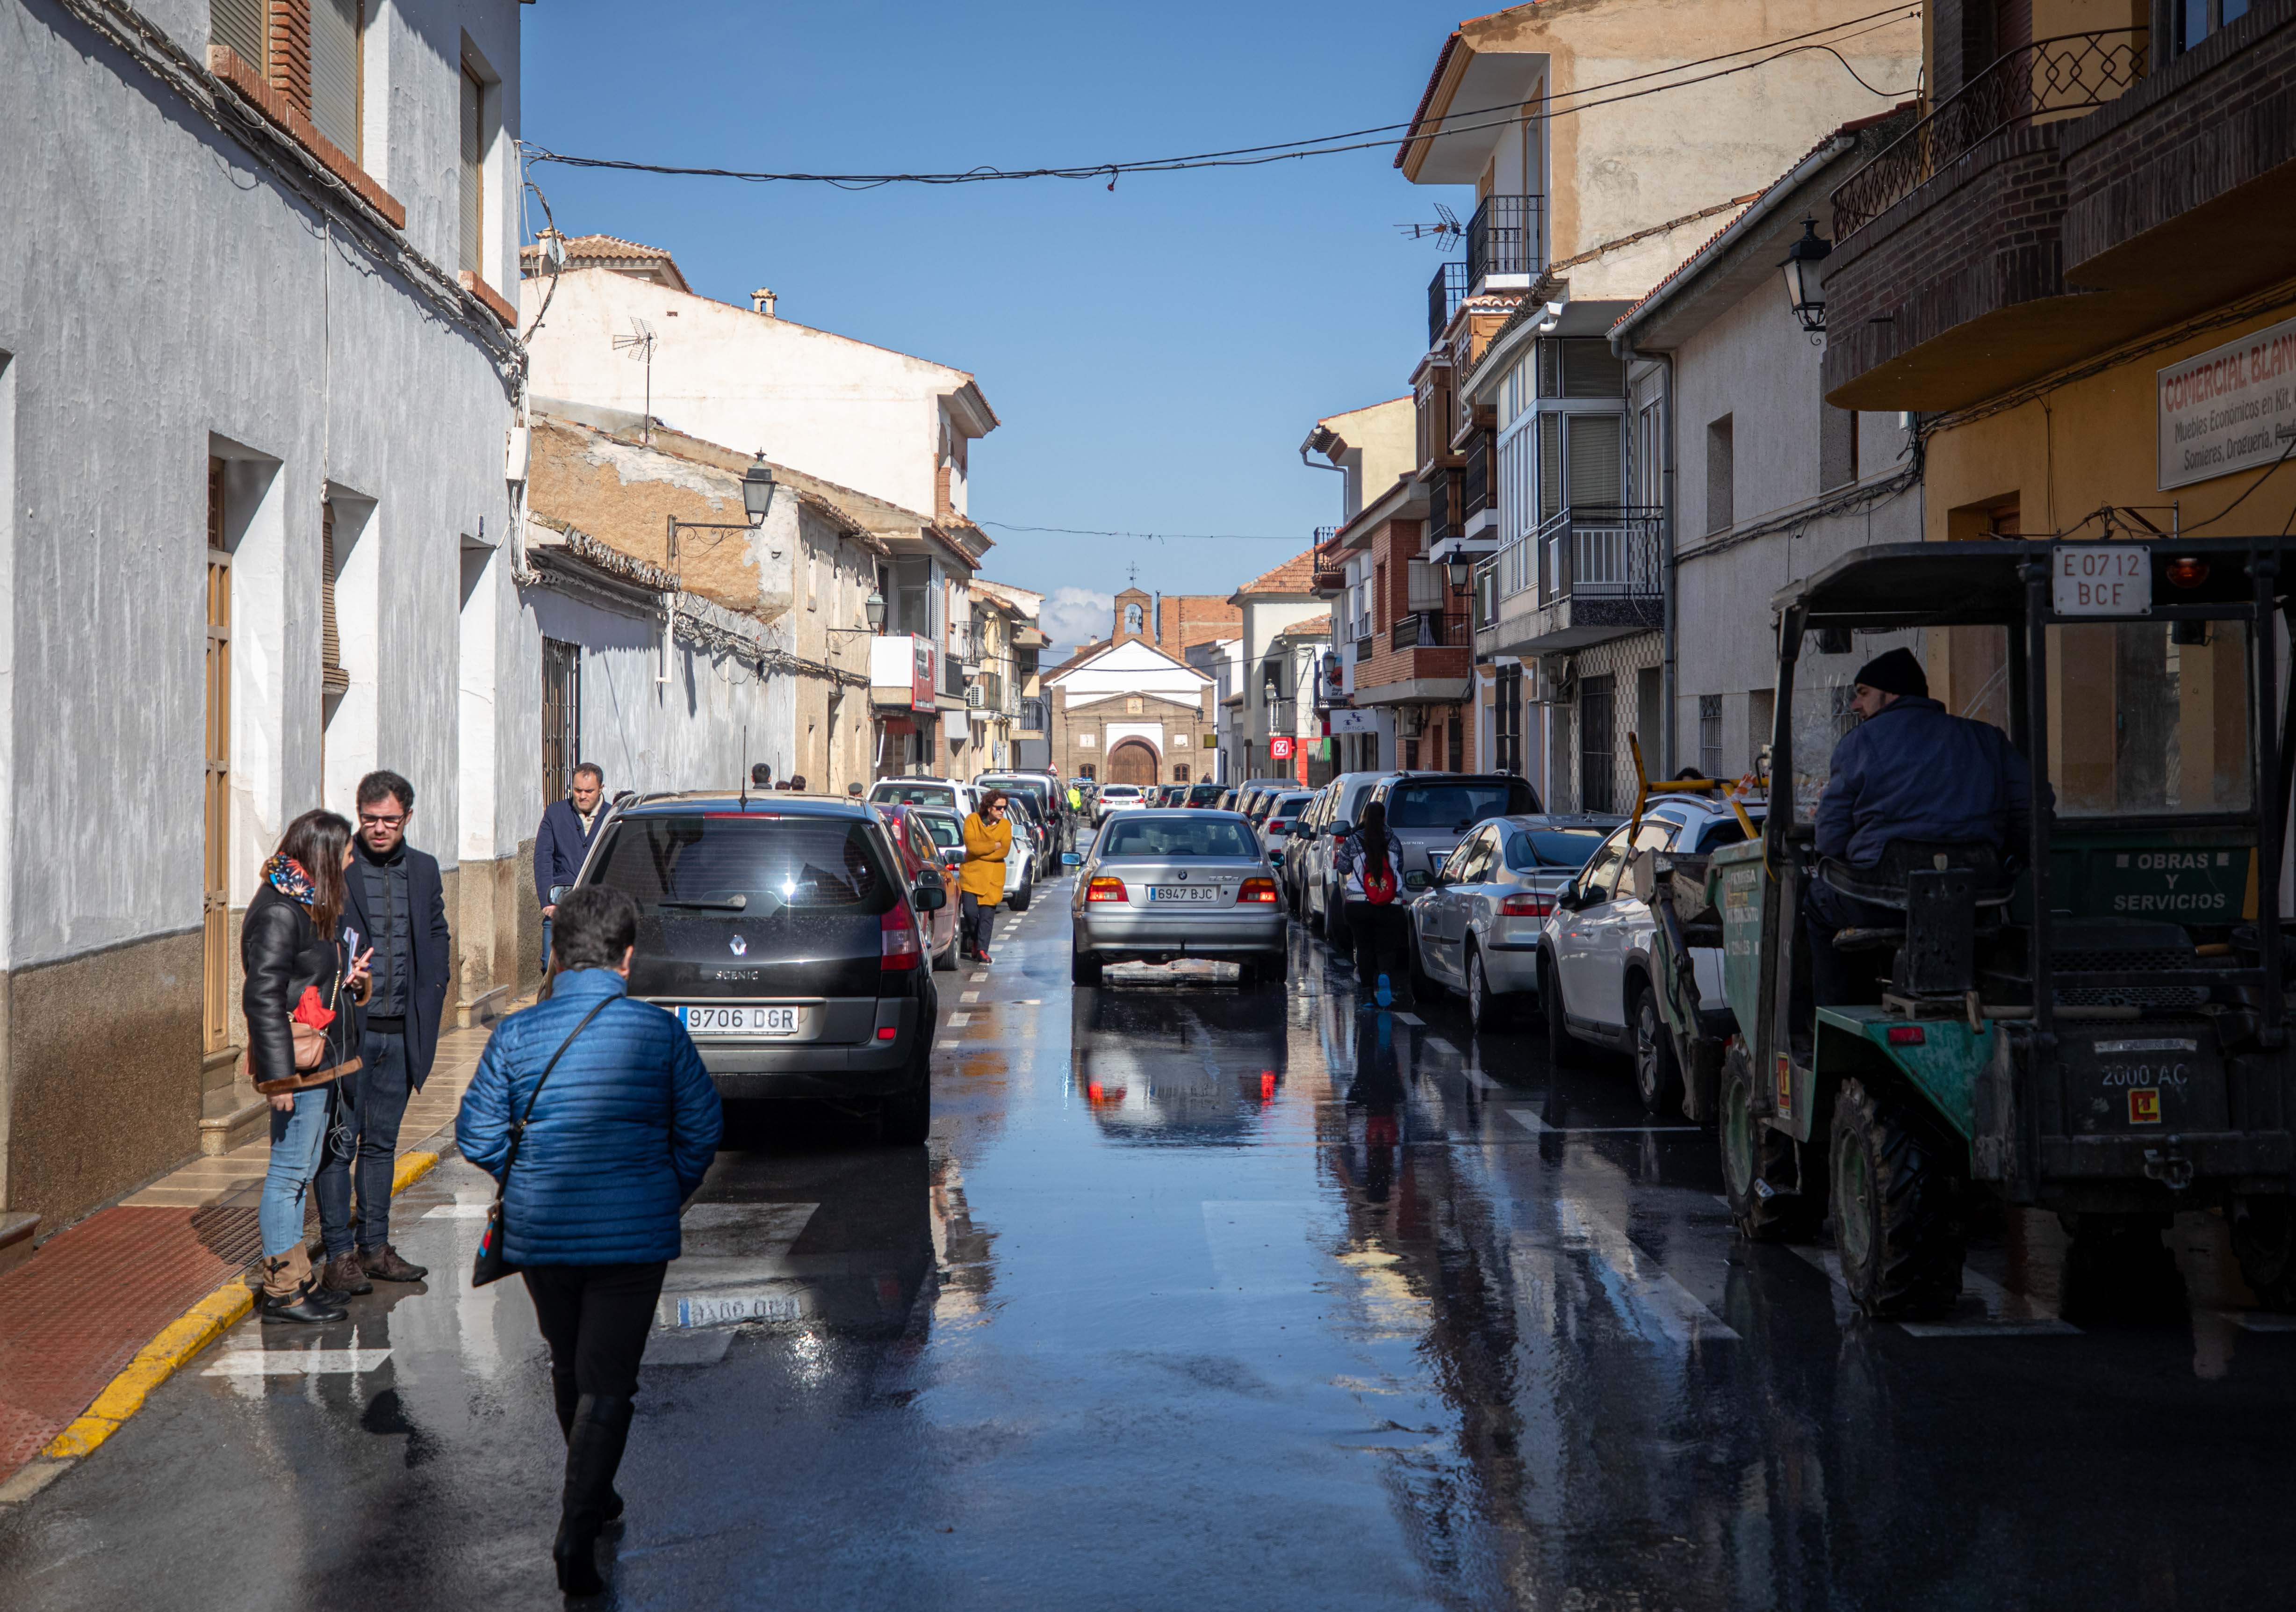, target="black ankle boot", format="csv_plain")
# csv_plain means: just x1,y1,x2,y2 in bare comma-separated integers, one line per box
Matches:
554,1394,634,1597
